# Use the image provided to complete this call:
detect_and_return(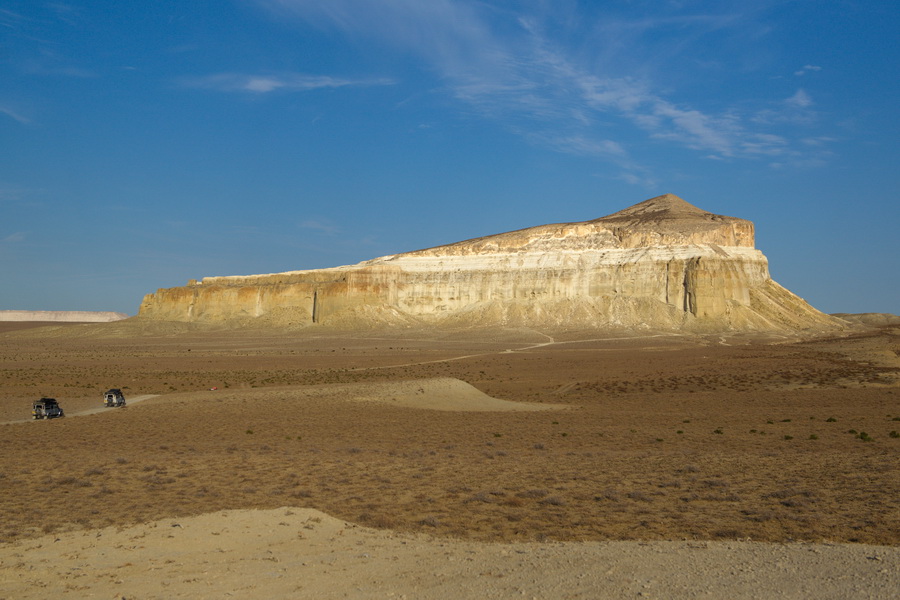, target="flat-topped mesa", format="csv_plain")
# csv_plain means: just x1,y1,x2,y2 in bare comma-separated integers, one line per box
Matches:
139,194,842,333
